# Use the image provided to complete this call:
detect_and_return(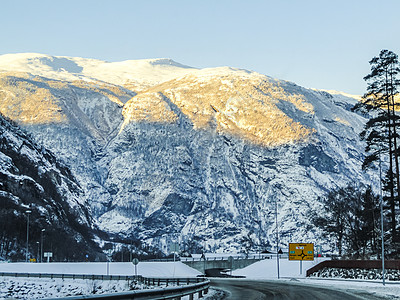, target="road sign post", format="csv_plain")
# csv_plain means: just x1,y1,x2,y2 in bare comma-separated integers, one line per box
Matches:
228,256,234,276
289,243,314,275
132,258,139,277
43,252,52,263
168,242,180,277
289,243,314,261
300,260,302,275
